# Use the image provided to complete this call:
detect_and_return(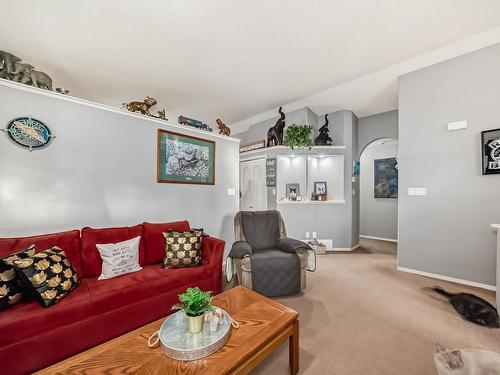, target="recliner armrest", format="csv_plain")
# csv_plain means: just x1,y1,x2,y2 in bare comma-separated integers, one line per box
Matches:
276,238,312,253
228,241,253,259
